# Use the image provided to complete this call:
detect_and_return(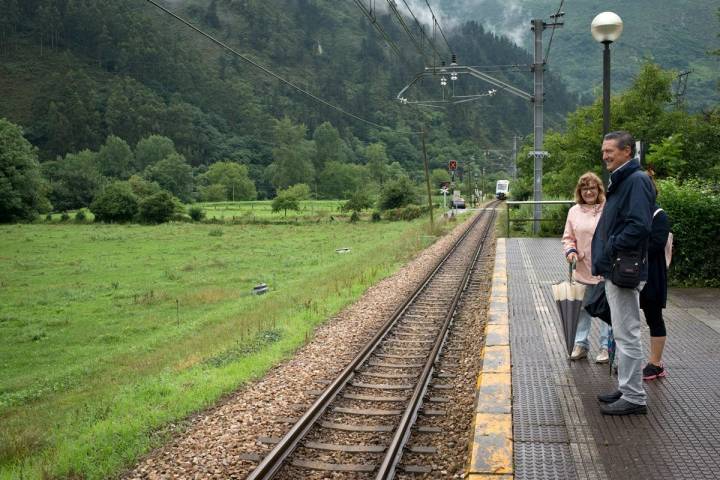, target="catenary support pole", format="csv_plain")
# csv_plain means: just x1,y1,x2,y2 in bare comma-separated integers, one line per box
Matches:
532,19,545,234
512,135,518,180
